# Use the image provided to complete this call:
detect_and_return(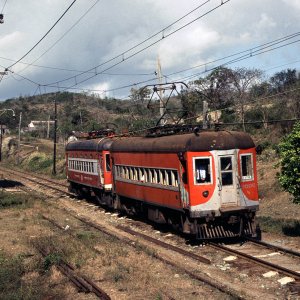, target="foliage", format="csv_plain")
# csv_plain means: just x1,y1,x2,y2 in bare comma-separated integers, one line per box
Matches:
270,68,297,92
0,191,32,209
23,152,53,173
43,253,61,271
0,250,66,299
277,122,300,203
0,251,24,297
